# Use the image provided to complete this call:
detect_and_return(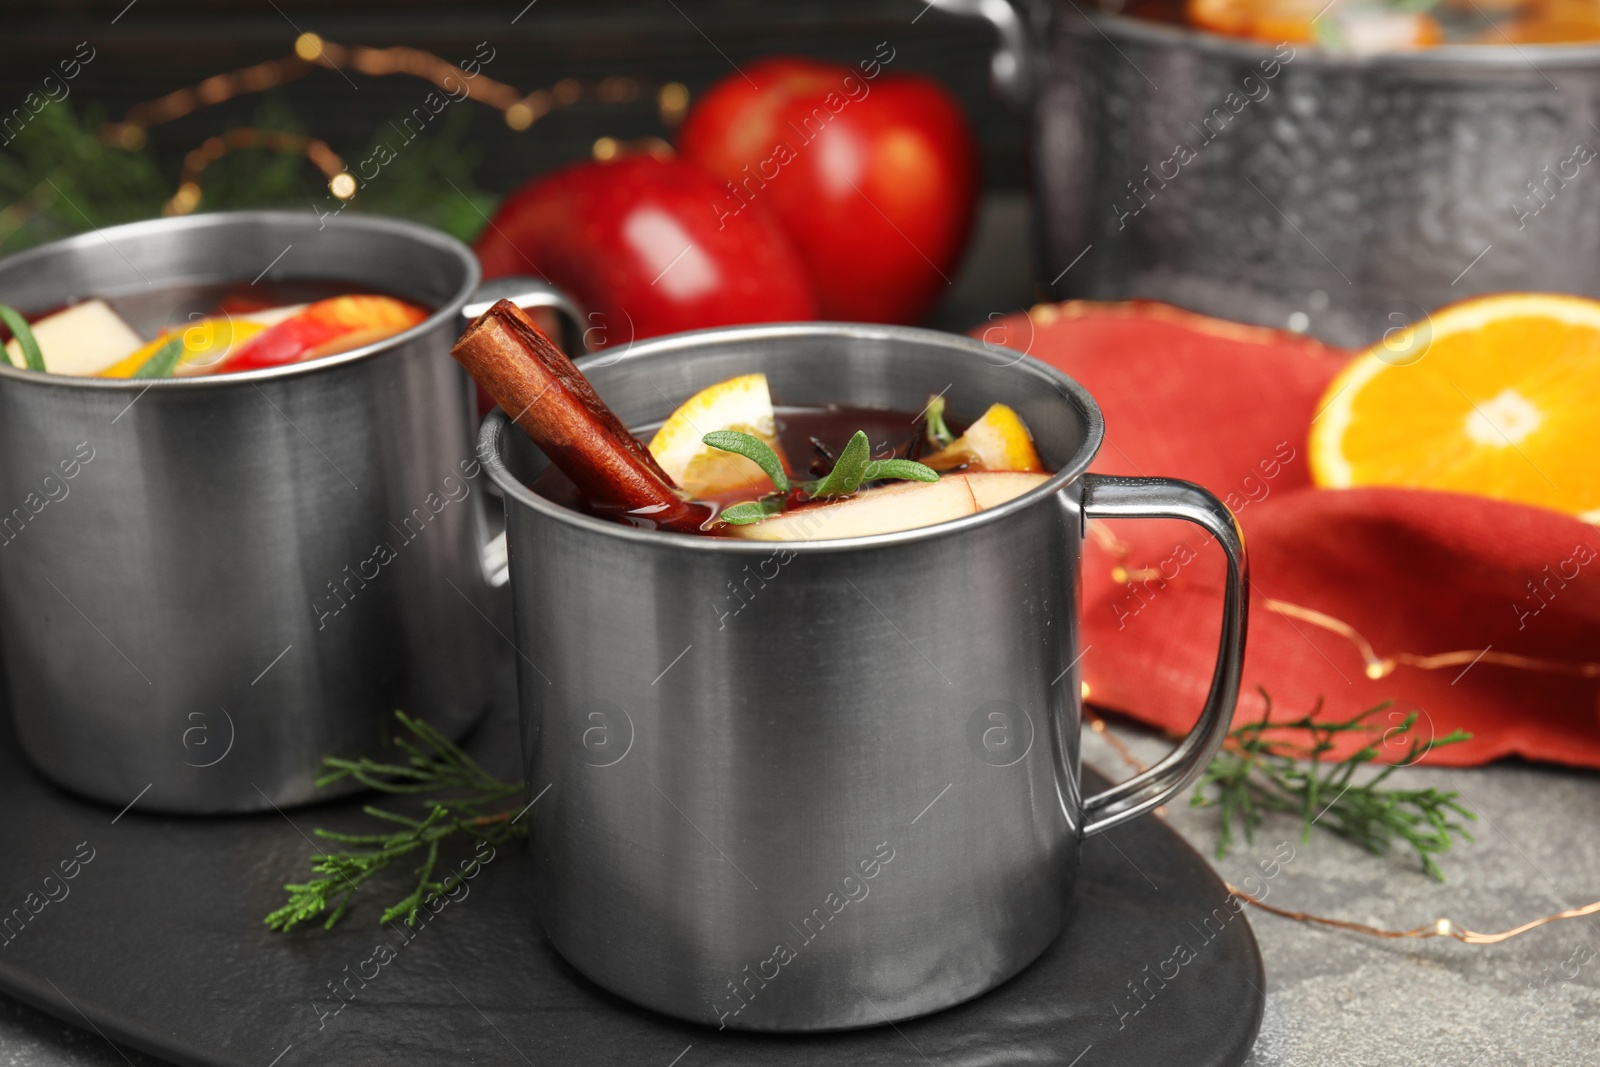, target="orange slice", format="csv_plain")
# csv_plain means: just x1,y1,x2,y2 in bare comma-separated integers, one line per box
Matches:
1187,0,1319,42
1187,0,1442,48
1498,0,1600,42
647,373,789,497
99,317,266,378
1310,293,1600,520
924,403,1045,473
